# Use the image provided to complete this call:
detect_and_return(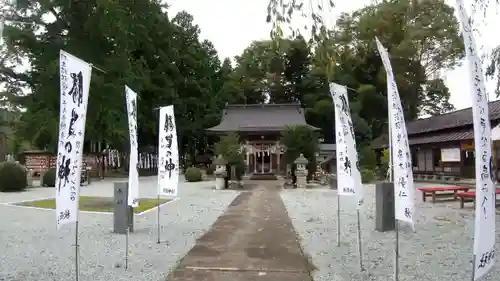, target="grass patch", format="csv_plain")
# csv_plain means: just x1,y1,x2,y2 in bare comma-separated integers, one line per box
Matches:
17,196,169,214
